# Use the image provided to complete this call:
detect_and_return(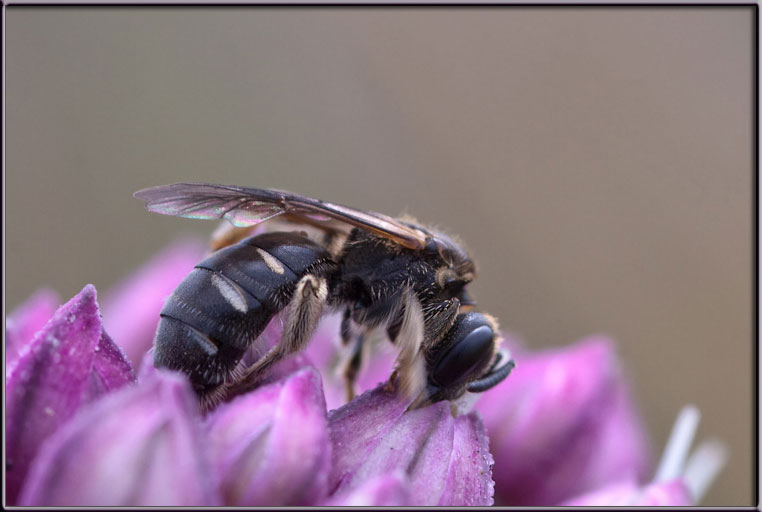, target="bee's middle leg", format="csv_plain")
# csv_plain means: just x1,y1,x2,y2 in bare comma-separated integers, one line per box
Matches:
340,307,368,402
342,332,367,403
